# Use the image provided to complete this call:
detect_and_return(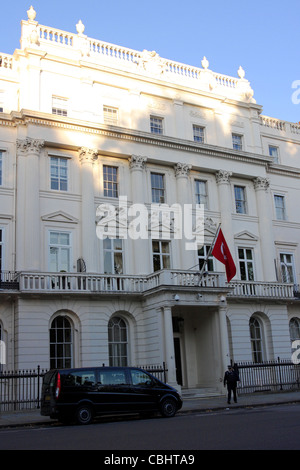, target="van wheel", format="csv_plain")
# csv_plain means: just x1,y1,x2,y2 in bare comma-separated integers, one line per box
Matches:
76,404,93,425
160,398,177,418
